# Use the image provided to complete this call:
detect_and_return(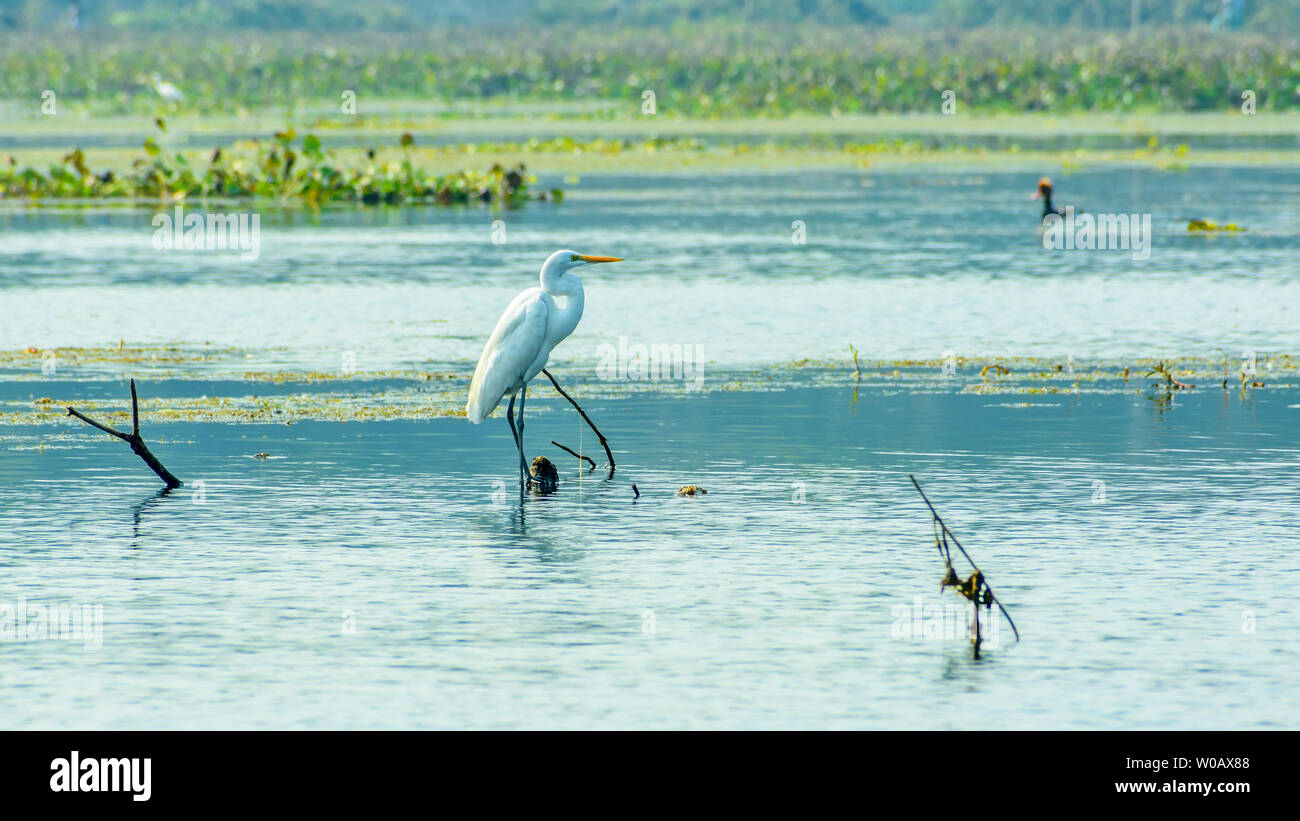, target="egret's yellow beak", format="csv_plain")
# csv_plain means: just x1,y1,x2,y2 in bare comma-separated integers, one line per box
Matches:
577,255,622,264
